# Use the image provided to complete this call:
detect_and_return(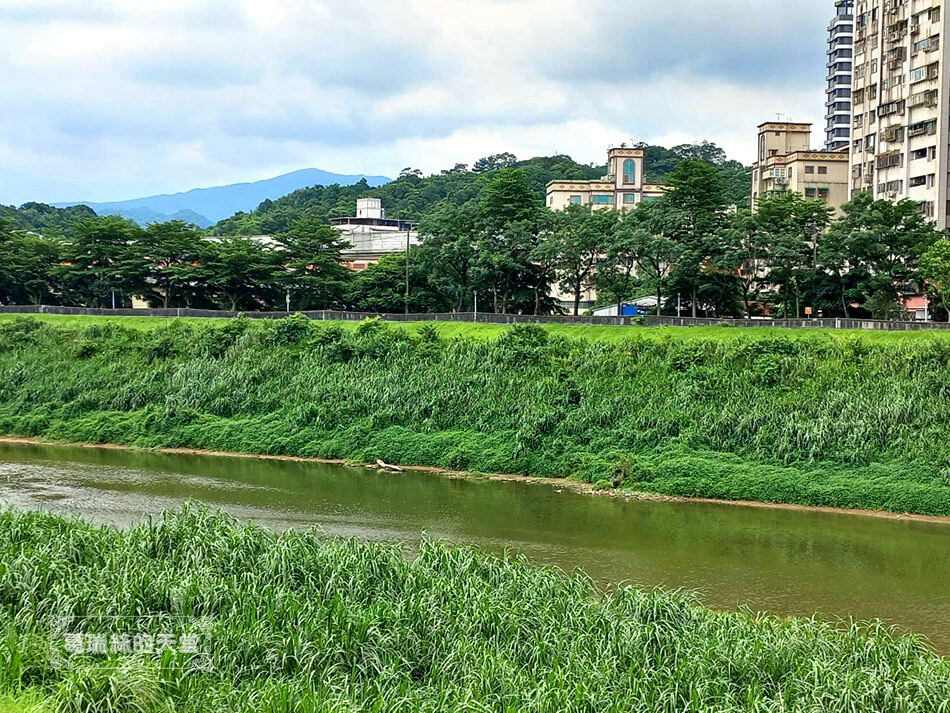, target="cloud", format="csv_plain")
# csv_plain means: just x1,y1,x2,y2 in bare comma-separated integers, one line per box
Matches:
0,0,834,205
